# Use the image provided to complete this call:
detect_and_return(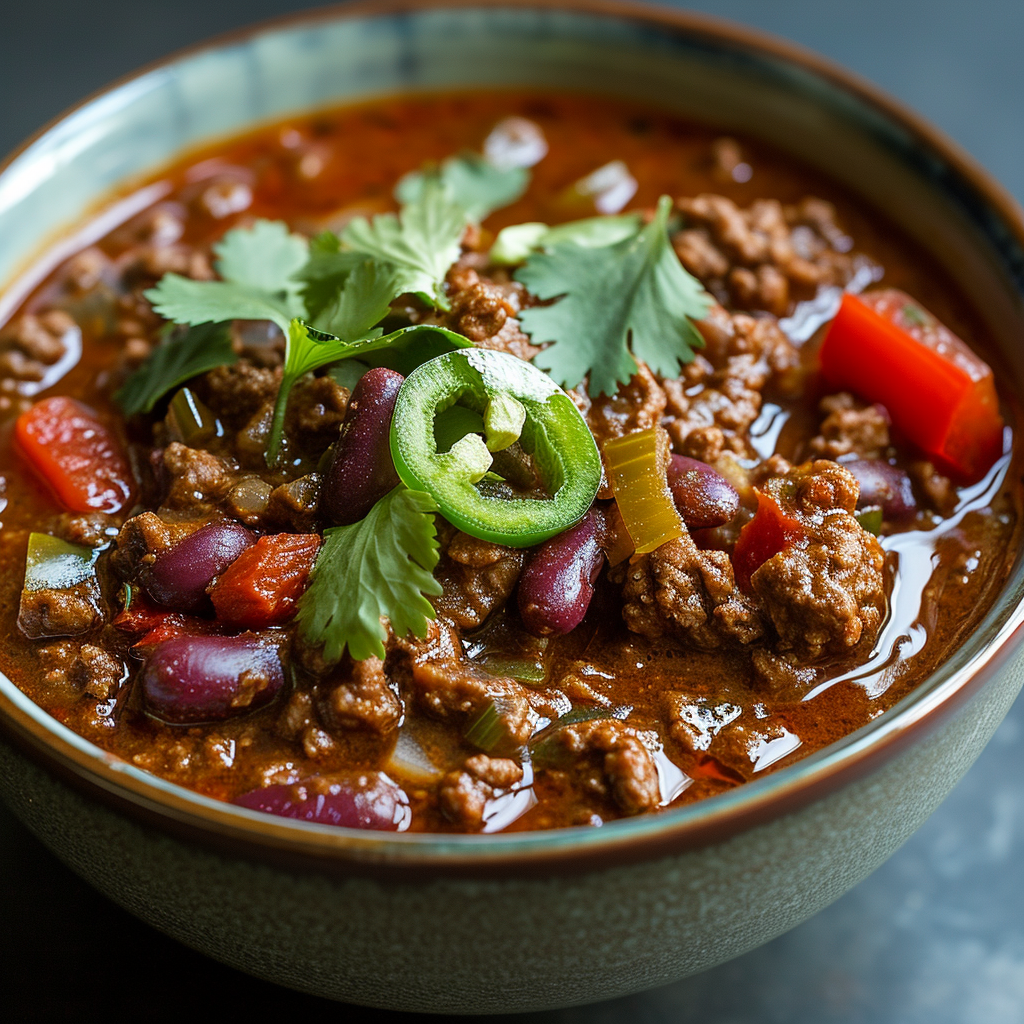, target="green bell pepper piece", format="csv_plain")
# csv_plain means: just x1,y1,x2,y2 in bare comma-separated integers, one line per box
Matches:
389,349,601,547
